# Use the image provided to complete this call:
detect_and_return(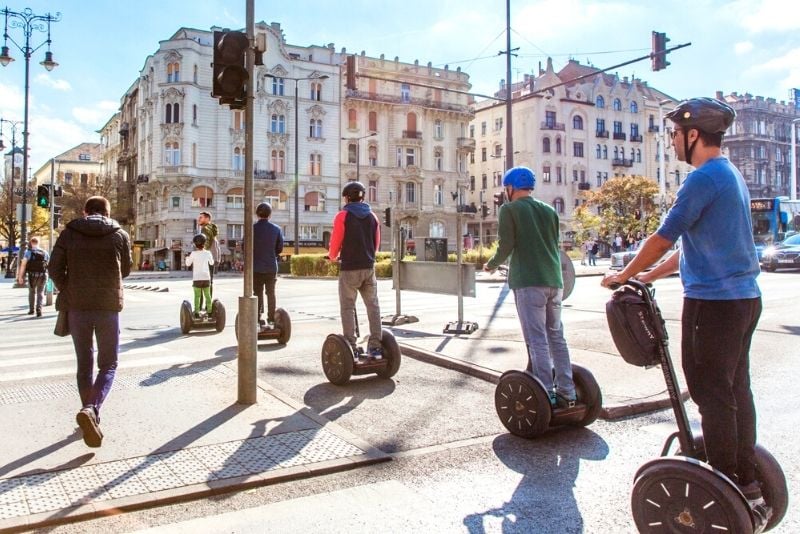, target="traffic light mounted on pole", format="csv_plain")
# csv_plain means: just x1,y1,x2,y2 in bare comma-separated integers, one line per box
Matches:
52,205,61,228
36,184,50,209
493,191,505,207
383,207,391,227
651,31,670,71
212,30,249,109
